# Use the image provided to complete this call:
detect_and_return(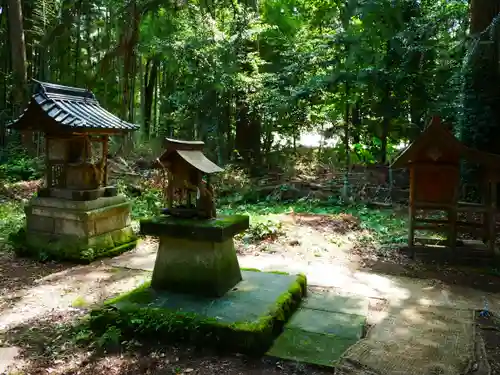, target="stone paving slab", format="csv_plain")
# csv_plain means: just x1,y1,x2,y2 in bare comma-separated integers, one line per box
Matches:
267,329,359,367
304,291,369,316
287,309,366,339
